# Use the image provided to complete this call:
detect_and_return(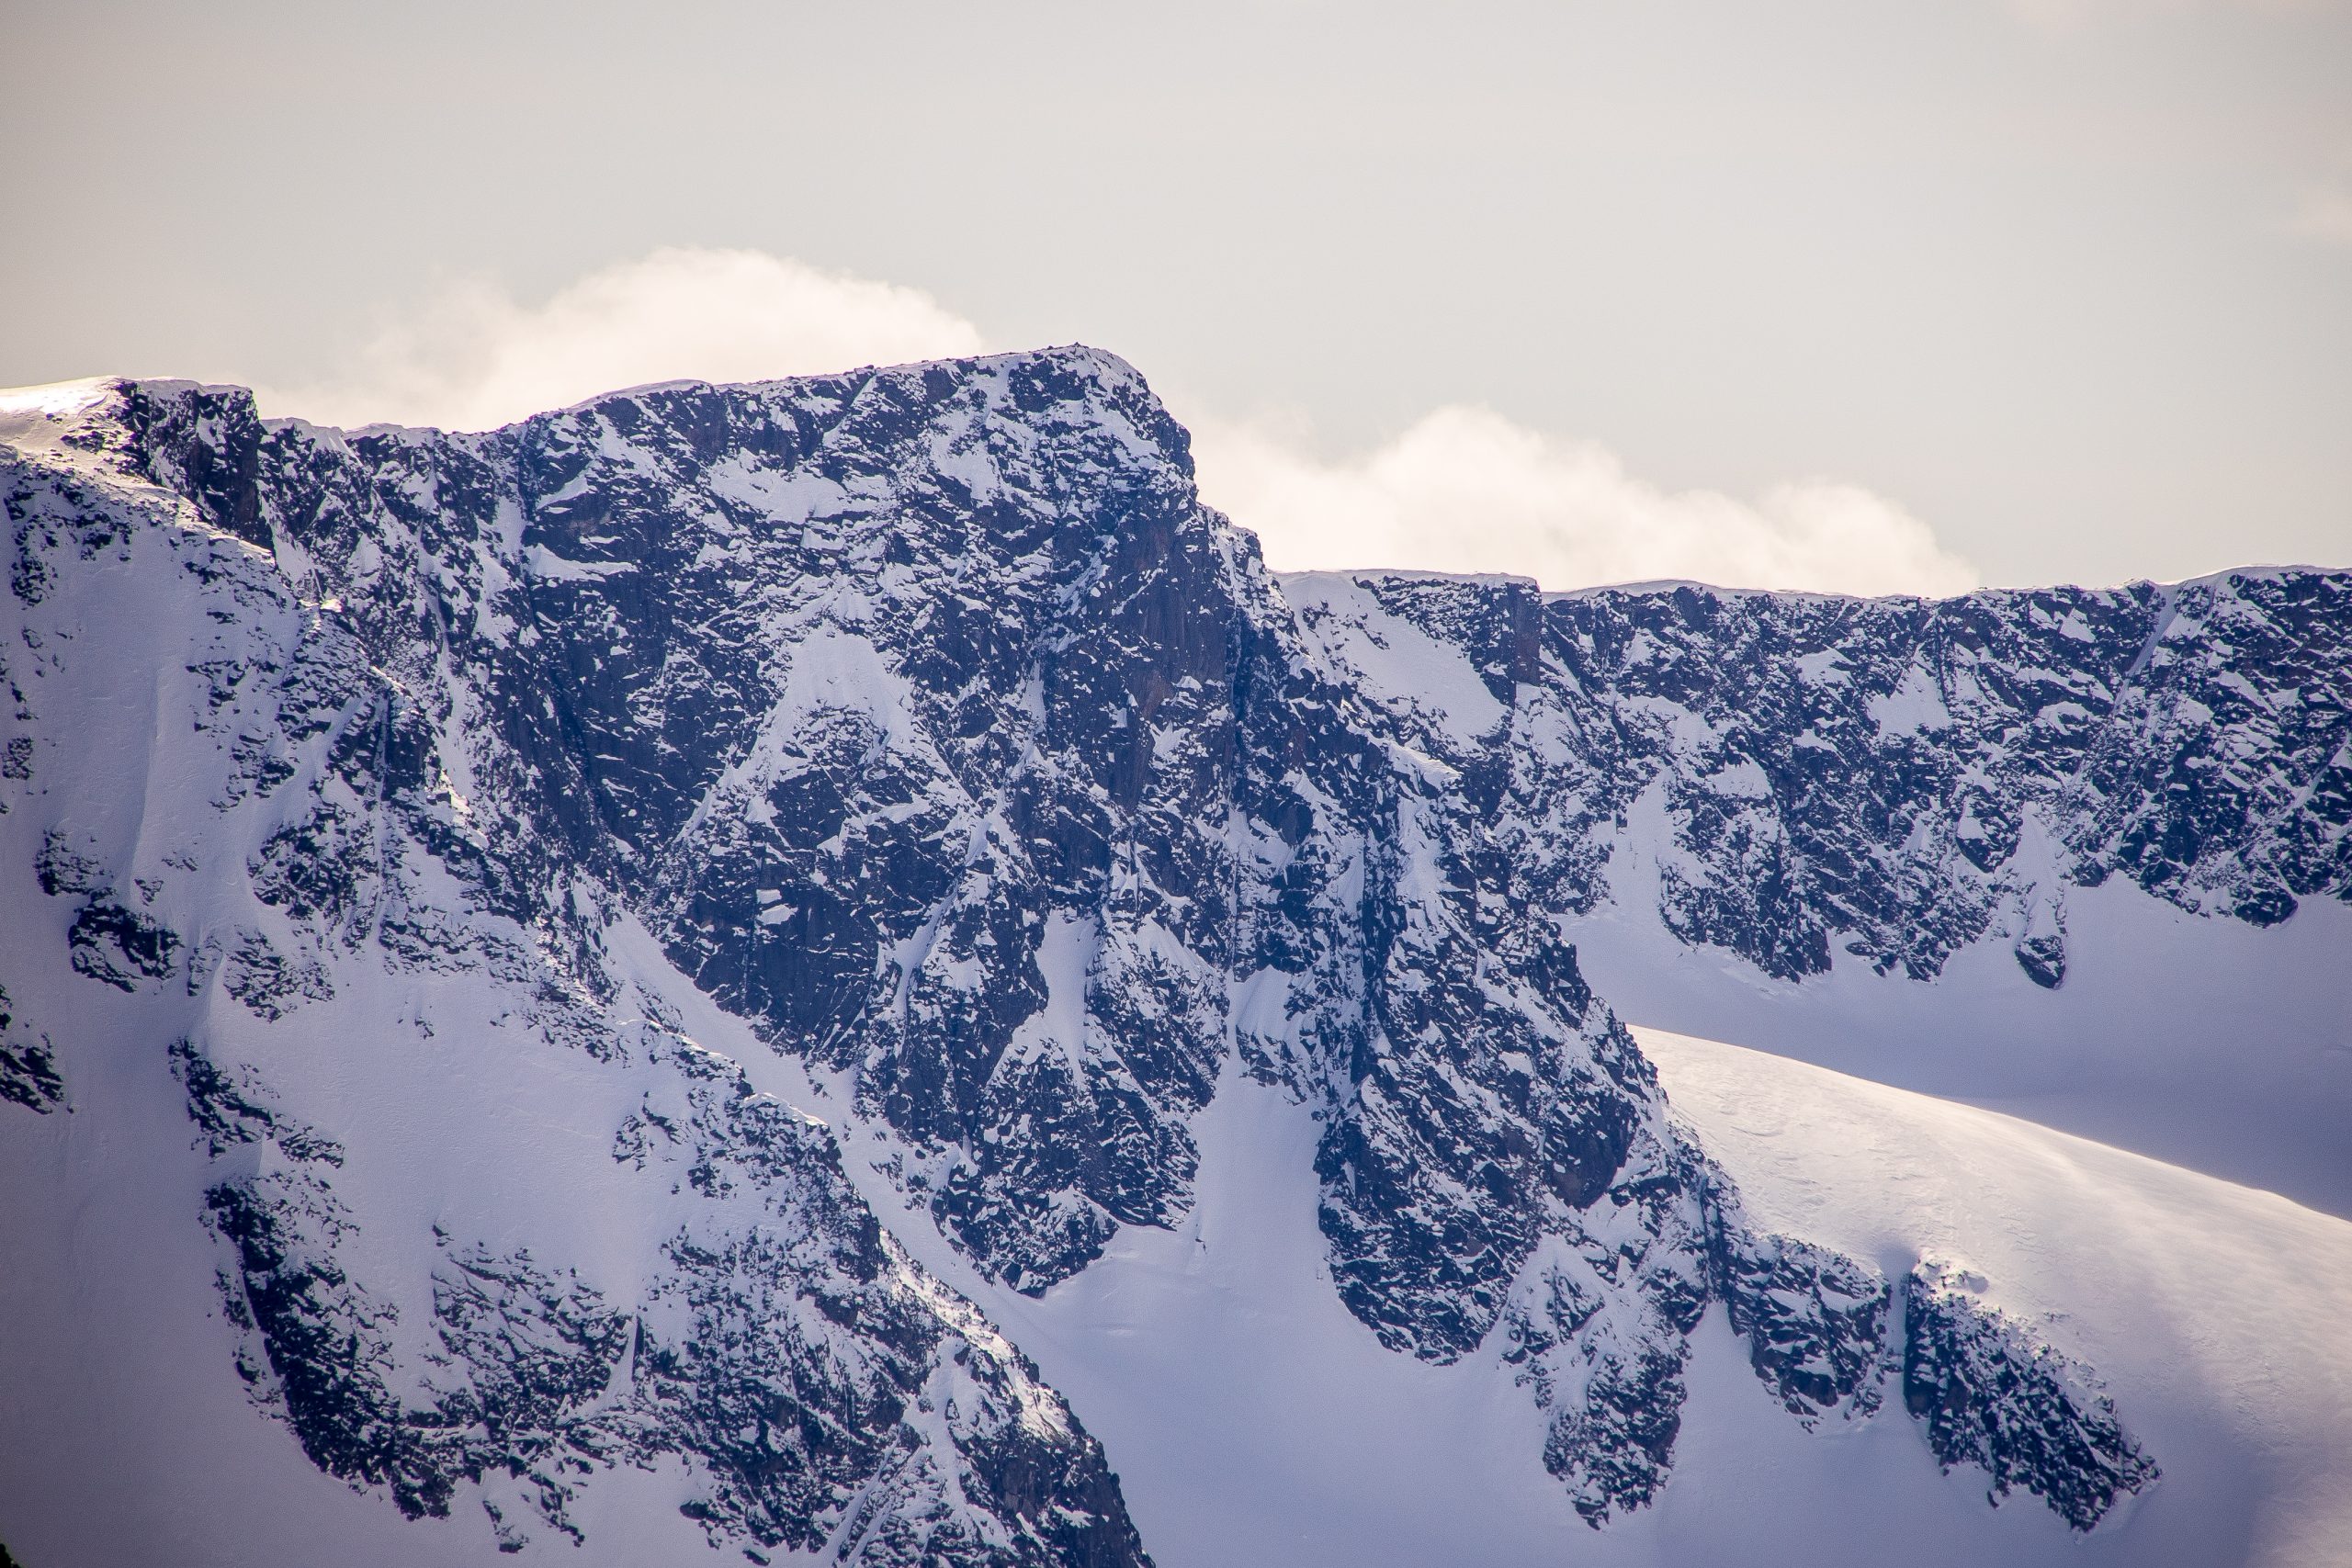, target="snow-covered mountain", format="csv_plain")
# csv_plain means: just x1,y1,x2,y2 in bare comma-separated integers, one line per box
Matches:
1,353,2344,1566
1283,567,2352,1213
